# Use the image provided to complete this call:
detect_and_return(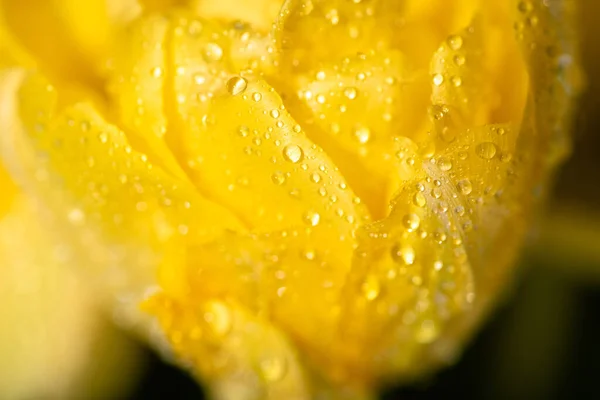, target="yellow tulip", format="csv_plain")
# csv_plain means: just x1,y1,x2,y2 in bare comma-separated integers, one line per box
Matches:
0,0,581,399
